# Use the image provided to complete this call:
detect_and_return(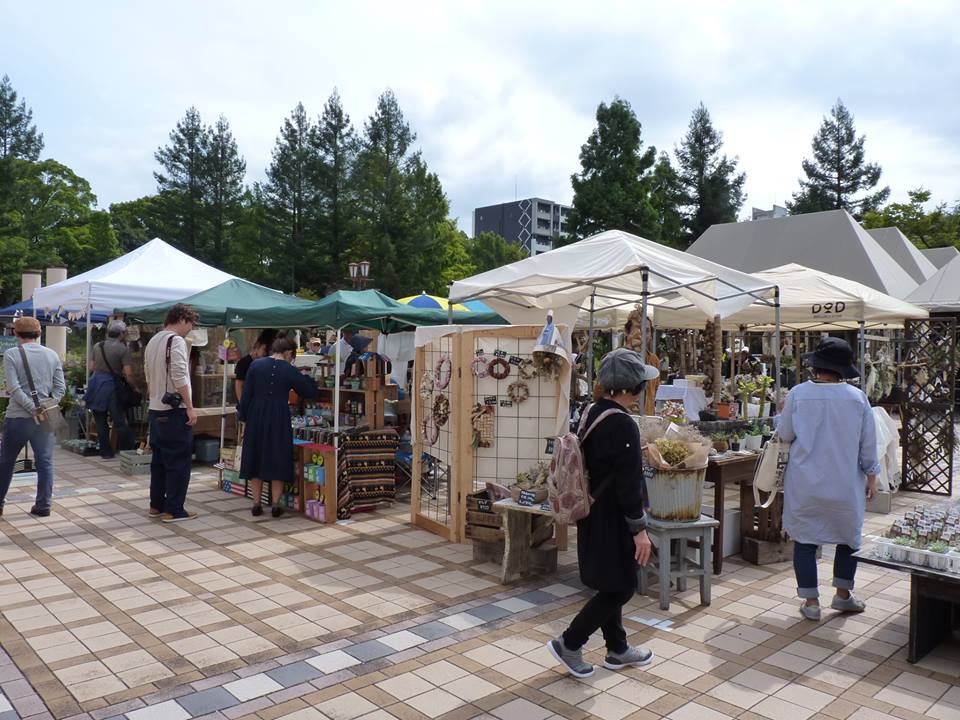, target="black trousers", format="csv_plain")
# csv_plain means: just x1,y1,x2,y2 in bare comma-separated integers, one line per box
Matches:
562,589,633,653
148,409,192,516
